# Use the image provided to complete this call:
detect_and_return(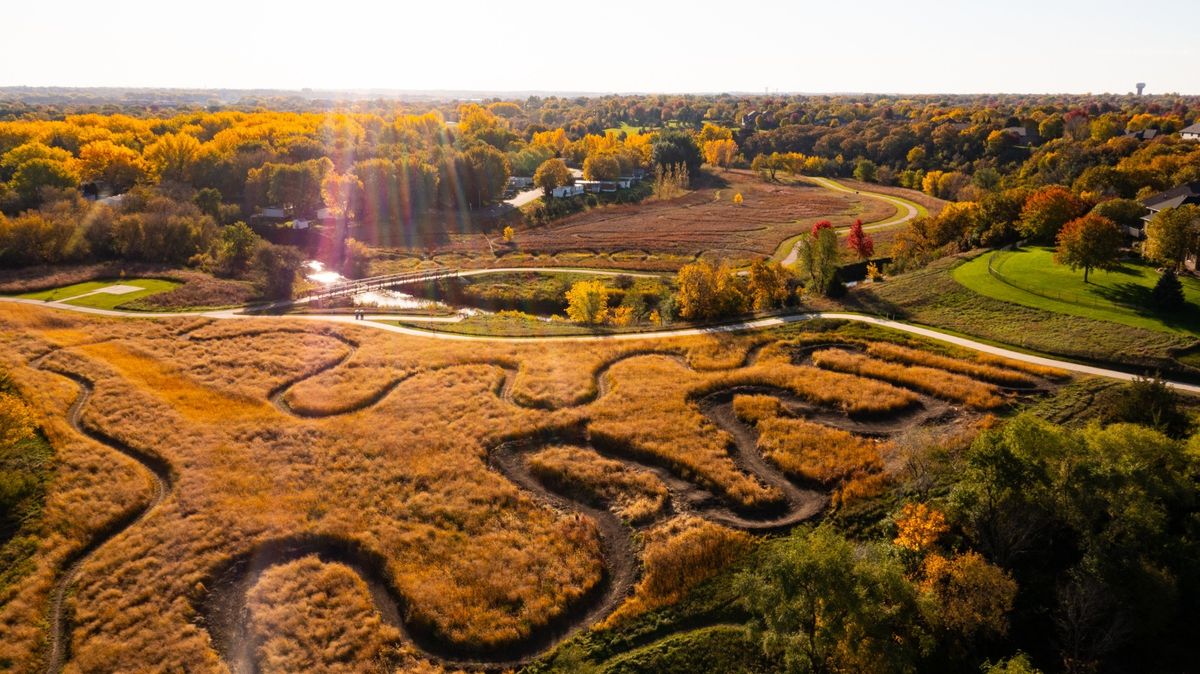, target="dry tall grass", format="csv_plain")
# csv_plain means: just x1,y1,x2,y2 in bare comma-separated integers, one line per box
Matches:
0,304,1047,671
811,348,1004,409
527,445,668,524
733,395,884,485
247,556,402,673
864,342,1037,387
602,516,752,627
